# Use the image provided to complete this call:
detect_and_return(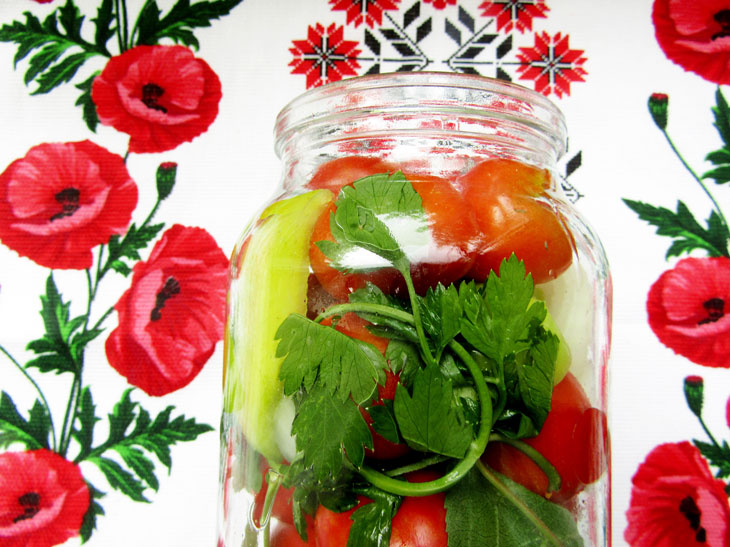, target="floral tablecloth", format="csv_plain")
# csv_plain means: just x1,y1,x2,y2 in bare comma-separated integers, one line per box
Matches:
0,0,728,545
